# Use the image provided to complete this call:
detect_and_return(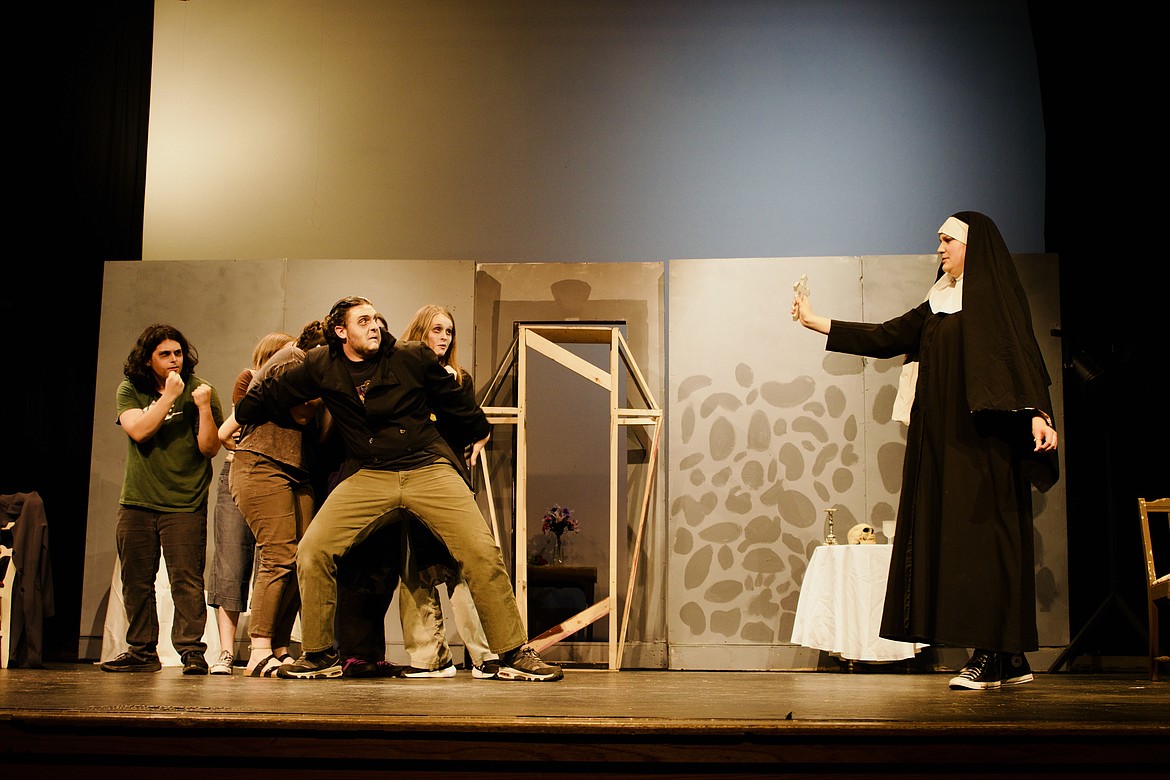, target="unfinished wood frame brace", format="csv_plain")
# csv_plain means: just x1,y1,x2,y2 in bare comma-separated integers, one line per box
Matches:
480,324,661,669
